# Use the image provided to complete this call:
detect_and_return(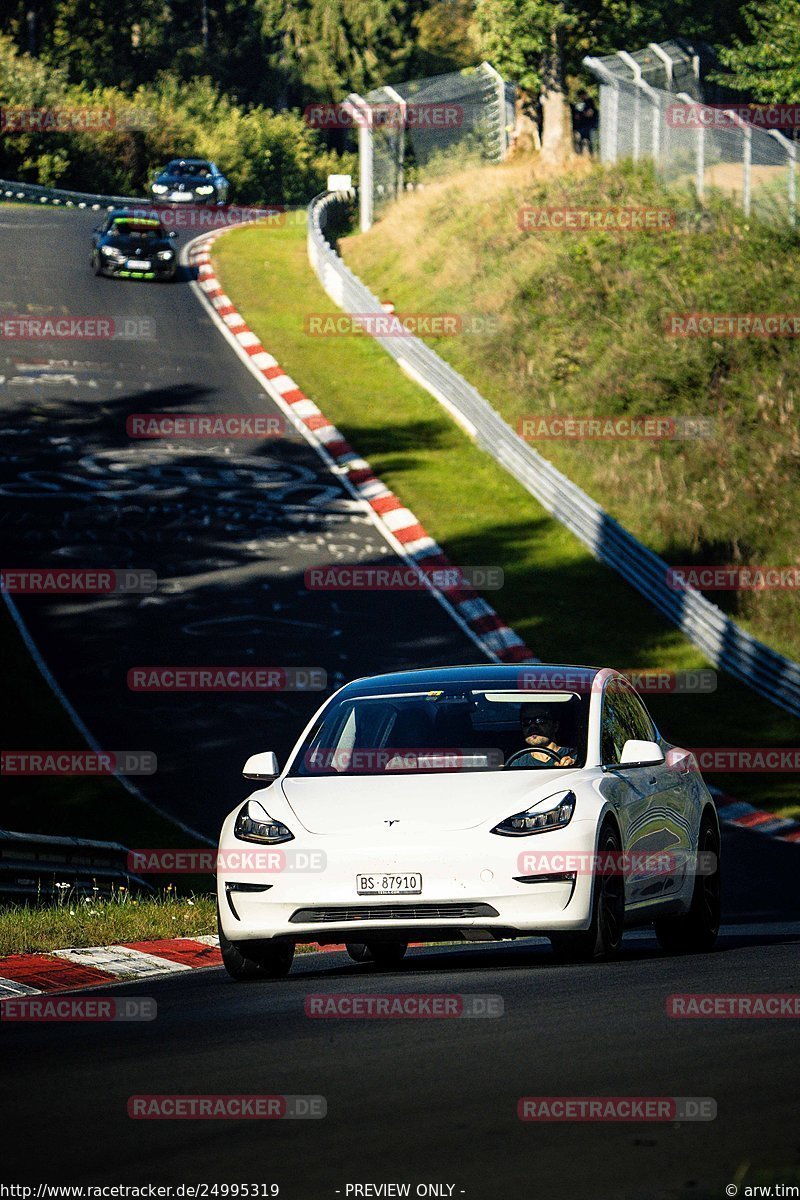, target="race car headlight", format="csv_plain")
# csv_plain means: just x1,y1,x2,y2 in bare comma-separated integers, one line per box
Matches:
151,183,168,194
195,184,215,195
491,790,576,837
234,799,294,845
156,250,174,260
101,245,124,259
